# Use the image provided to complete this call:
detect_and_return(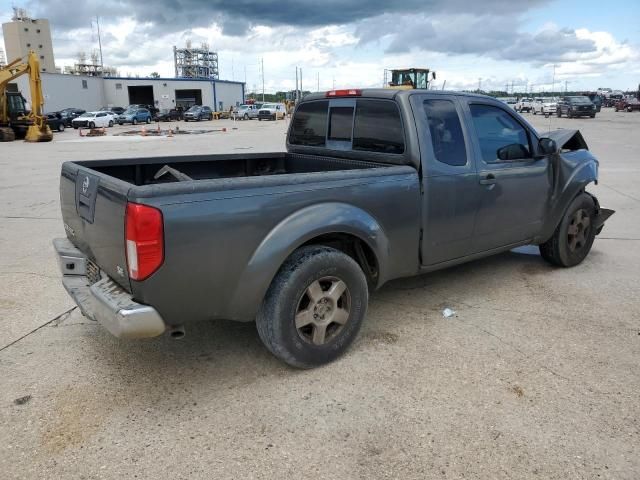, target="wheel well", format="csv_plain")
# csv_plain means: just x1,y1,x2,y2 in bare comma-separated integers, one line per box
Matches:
301,233,379,287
